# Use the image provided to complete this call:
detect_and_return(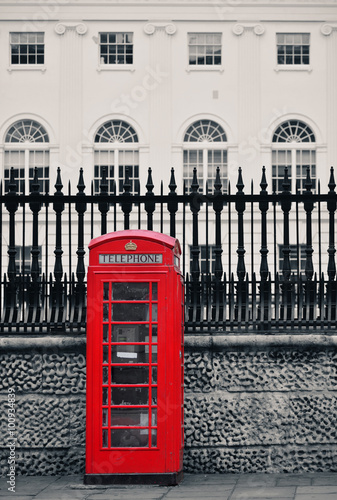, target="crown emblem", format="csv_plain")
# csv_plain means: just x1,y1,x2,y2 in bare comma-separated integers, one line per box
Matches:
125,240,137,251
